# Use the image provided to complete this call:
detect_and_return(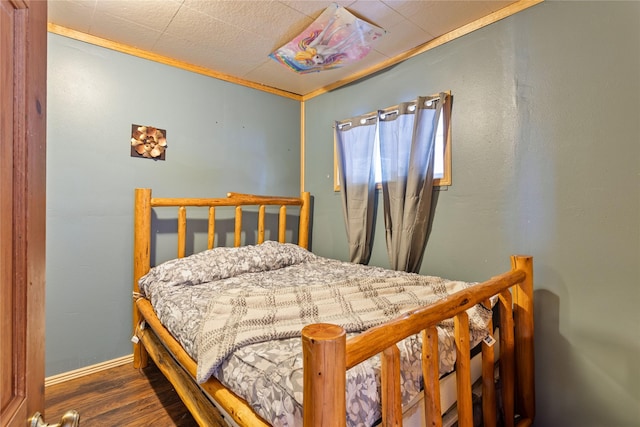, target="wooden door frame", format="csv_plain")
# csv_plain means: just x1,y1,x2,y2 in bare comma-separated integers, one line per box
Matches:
0,0,47,425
